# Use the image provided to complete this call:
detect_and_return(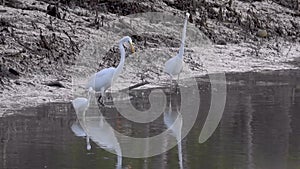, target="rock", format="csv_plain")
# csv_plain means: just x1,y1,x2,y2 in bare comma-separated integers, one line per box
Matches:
163,0,175,5
46,4,61,19
8,68,20,76
44,81,65,88
216,39,227,45
257,29,268,38
14,80,21,85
